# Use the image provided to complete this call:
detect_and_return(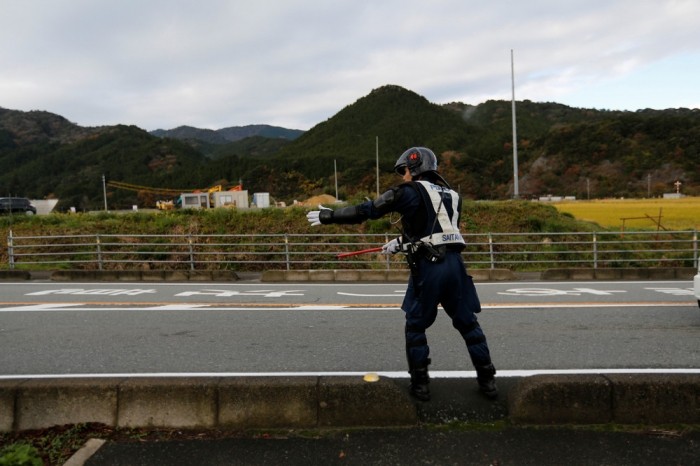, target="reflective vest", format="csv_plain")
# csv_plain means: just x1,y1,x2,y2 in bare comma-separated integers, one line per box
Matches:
405,181,465,247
